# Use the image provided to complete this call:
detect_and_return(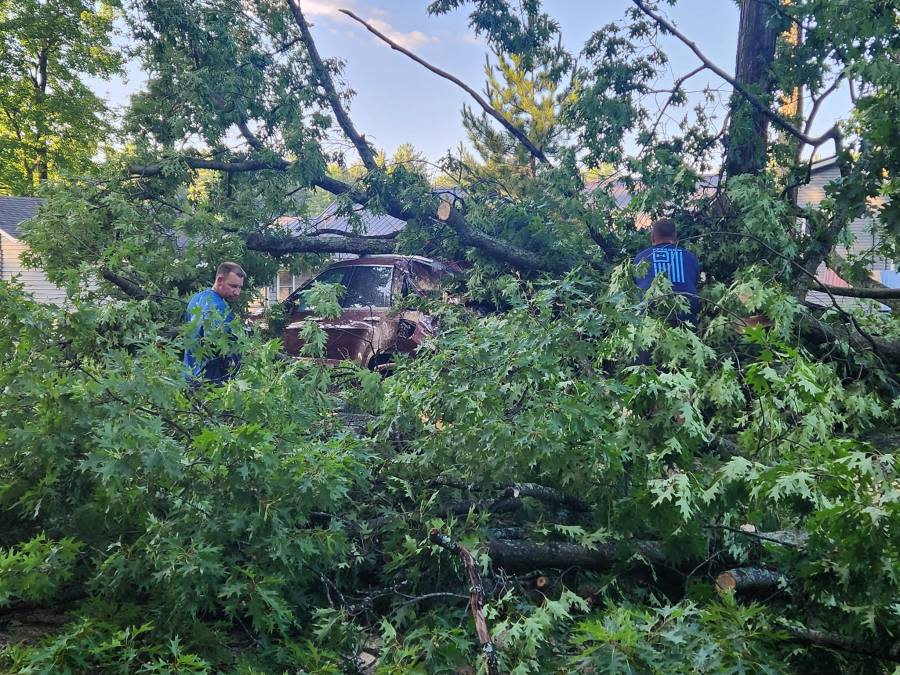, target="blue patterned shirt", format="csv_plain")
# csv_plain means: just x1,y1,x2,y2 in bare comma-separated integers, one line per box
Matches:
634,244,701,324
183,288,240,383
